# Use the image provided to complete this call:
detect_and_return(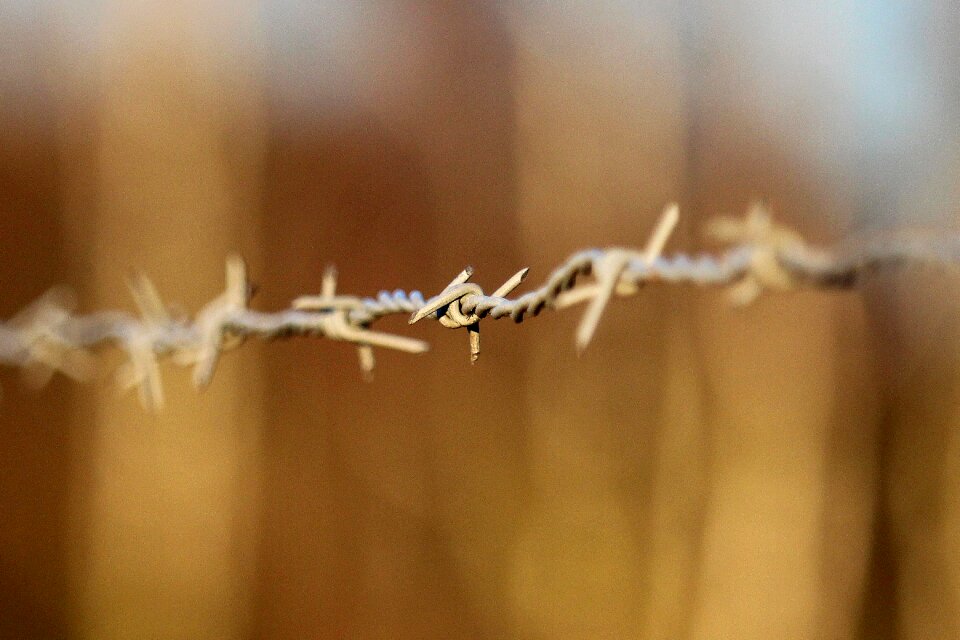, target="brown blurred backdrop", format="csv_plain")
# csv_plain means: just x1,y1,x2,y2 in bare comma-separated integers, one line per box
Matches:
1,1,959,638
